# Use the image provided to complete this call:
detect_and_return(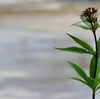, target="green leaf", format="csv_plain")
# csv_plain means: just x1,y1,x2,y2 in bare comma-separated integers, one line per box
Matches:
94,22,100,30
89,56,100,89
55,47,91,54
96,84,100,91
67,61,95,89
80,15,87,22
71,77,92,88
96,55,100,78
73,23,91,30
66,33,94,54
88,77,100,90
93,78,100,90
67,61,88,82
89,56,96,78
97,38,100,54
80,15,92,28
89,56,100,90
87,77,94,89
